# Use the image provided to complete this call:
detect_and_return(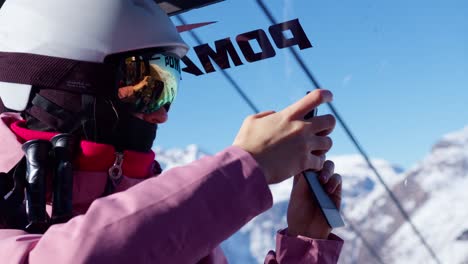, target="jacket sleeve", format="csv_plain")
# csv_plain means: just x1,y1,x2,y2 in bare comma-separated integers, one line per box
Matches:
0,146,273,264
264,229,344,264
